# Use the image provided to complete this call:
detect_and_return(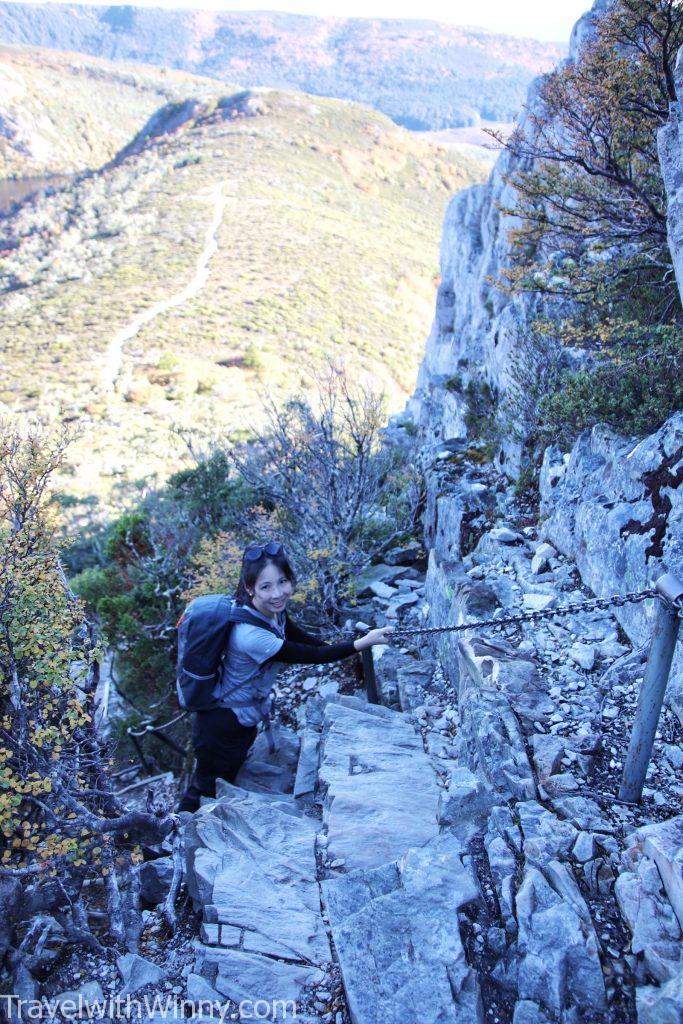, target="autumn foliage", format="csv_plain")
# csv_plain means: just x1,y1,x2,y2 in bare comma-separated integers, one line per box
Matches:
0,424,178,952
500,0,683,329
